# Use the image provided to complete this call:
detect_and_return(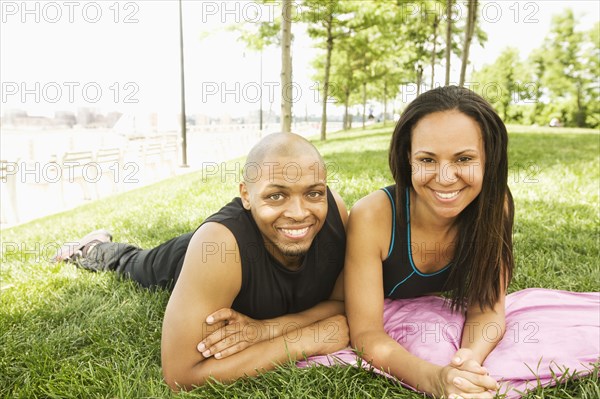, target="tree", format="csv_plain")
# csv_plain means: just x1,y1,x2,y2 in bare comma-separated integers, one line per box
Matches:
309,0,395,132
430,12,440,89
524,47,547,125
303,0,355,140
308,0,489,129
369,52,409,127
444,0,453,85
344,26,381,129
227,2,282,132
584,22,600,127
313,40,360,130
536,9,597,127
459,0,478,86
229,0,295,133
229,15,280,51
407,1,437,94
356,0,413,119
353,0,415,126
472,47,528,121
280,0,293,133
334,46,360,130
